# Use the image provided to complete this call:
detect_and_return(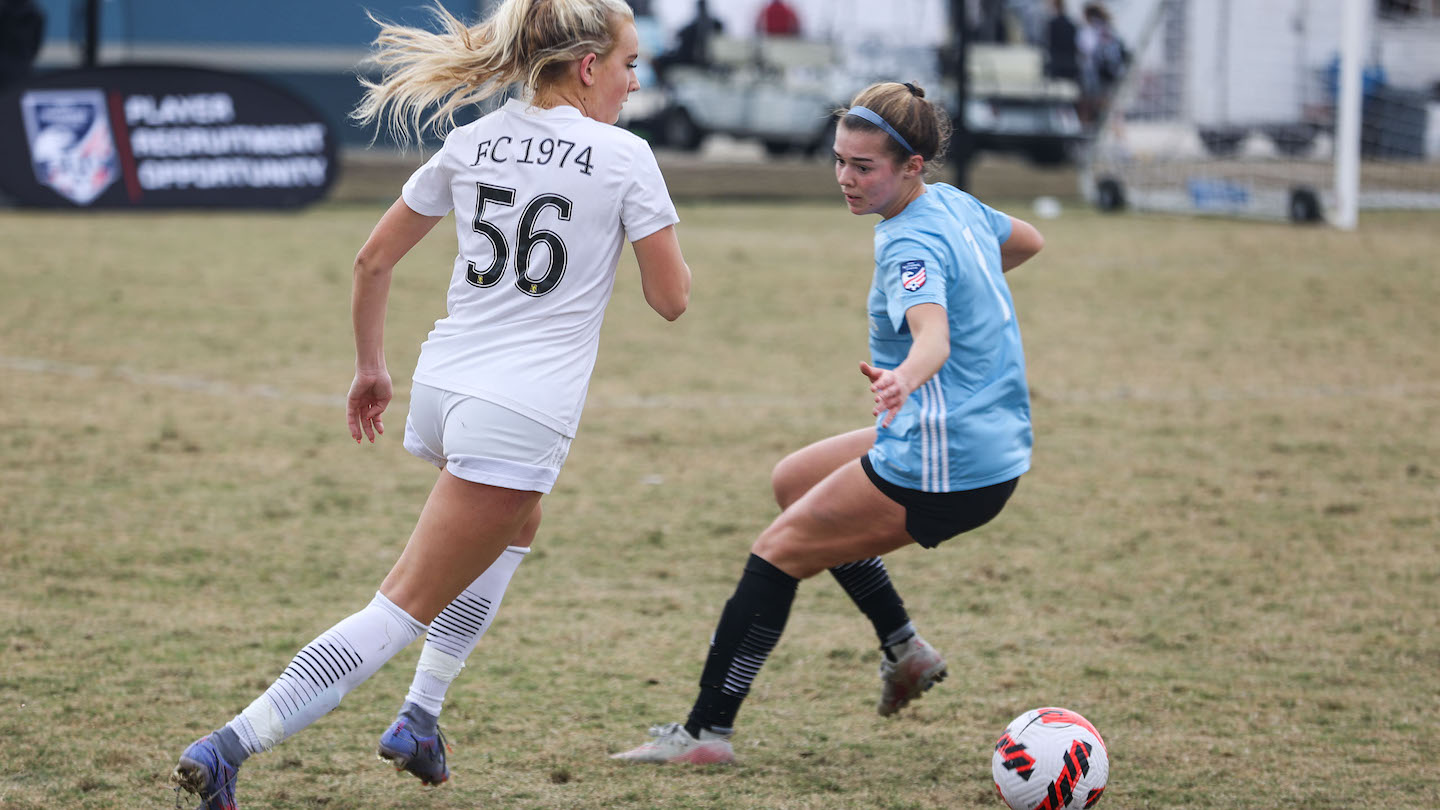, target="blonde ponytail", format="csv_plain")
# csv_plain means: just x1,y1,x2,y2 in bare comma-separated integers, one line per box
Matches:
352,0,633,147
